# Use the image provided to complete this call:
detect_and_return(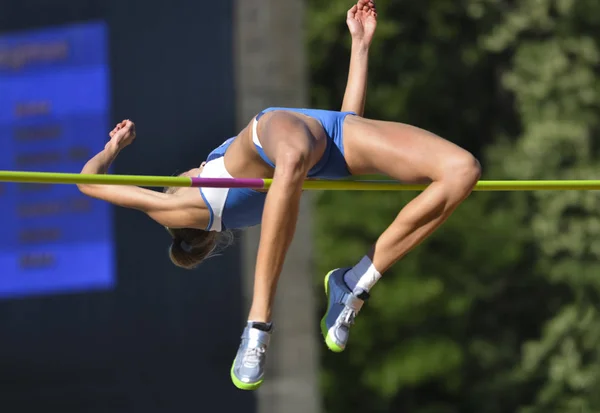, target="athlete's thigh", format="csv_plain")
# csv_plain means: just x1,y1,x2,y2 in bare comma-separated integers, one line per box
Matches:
343,116,474,183
258,111,326,167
